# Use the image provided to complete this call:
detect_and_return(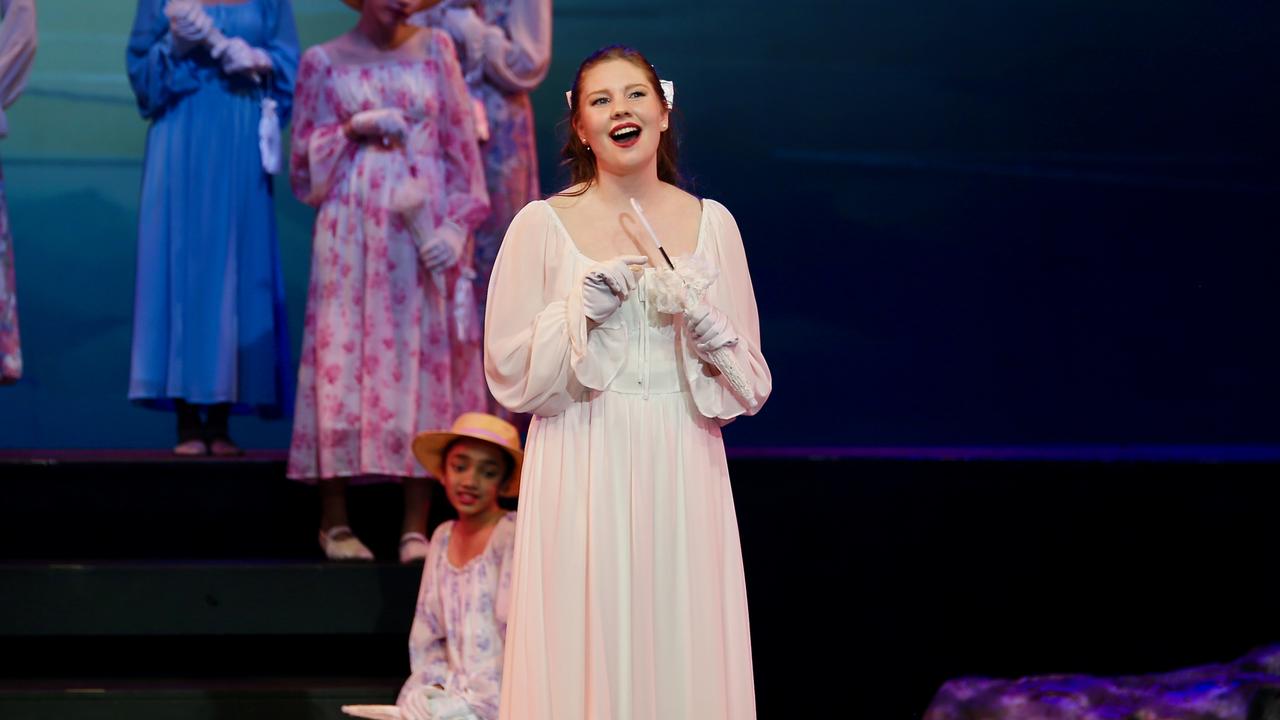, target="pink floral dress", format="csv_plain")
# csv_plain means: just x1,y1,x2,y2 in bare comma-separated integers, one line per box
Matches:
287,28,489,481
0,0,36,384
